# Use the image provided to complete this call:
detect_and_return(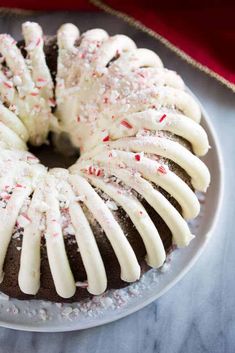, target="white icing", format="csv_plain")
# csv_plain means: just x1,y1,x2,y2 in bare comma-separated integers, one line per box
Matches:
108,137,210,192
0,34,34,94
0,24,55,145
112,48,163,70
89,166,194,247
0,184,32,282
49,168,107,295
76,149,200,220
87,175,166,268
18,183,45,294
69,174,141,283
44,174,76,298
0,22,211,298
108,110,209,156
69,202,107,295
93,35,136,68
22,22,54,103
0,122,26,150
0,70,15,104
0,103,29,141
